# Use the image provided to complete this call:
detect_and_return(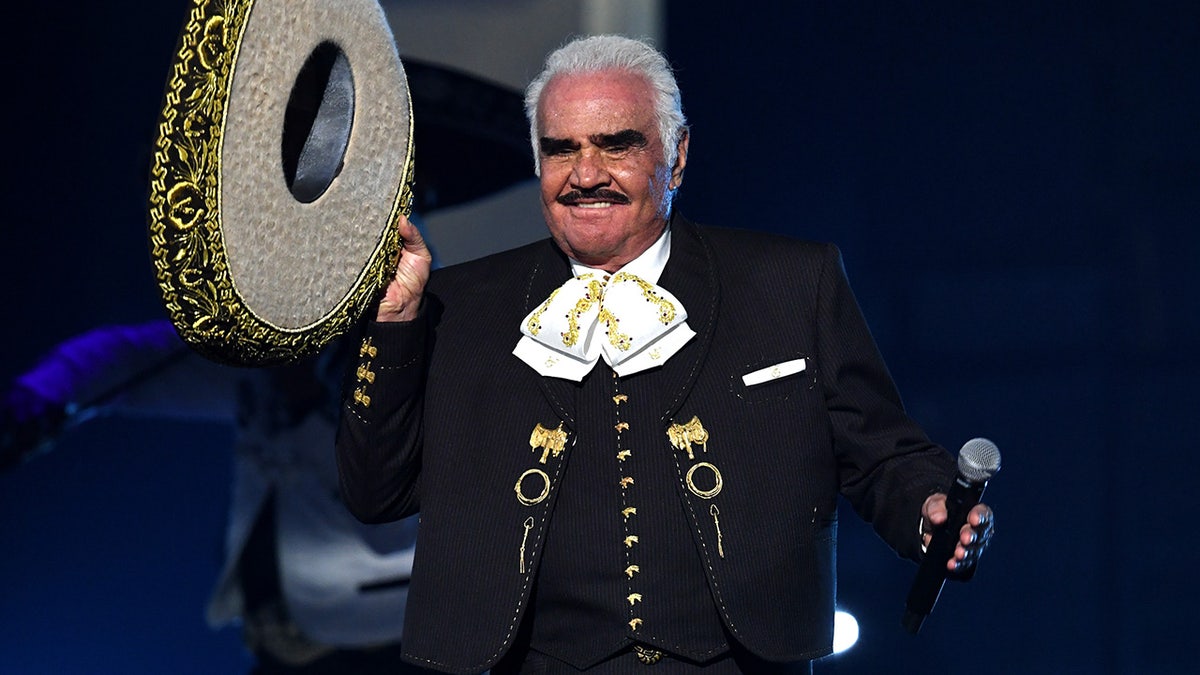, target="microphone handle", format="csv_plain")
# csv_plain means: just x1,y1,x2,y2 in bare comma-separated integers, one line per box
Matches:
902,474,988,633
